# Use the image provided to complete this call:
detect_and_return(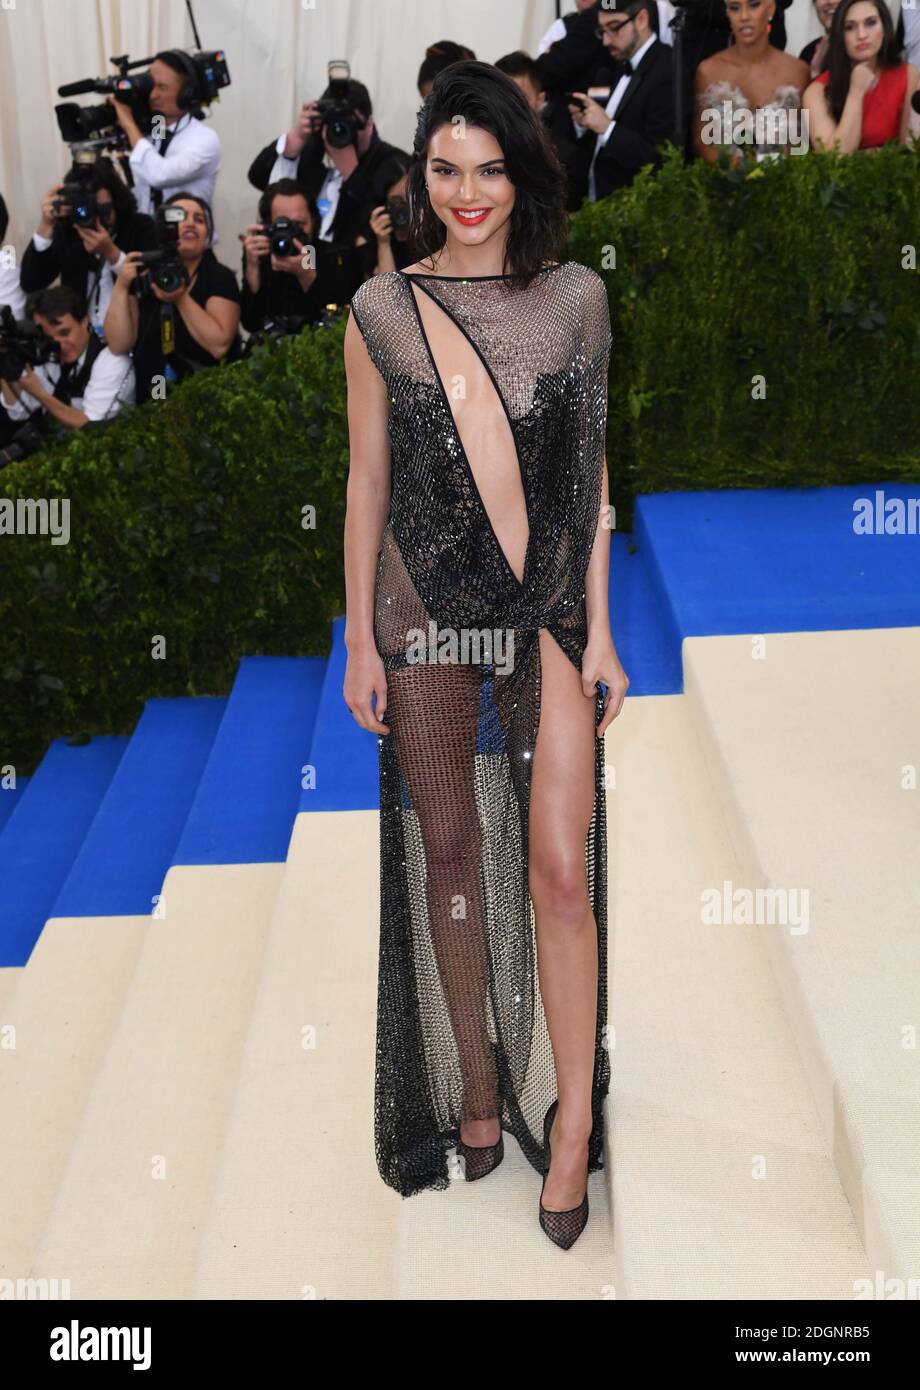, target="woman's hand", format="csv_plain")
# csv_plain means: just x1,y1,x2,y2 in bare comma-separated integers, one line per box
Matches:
115,250,144,288
849,62,877,97
581,634,629,737
344,640,390,734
